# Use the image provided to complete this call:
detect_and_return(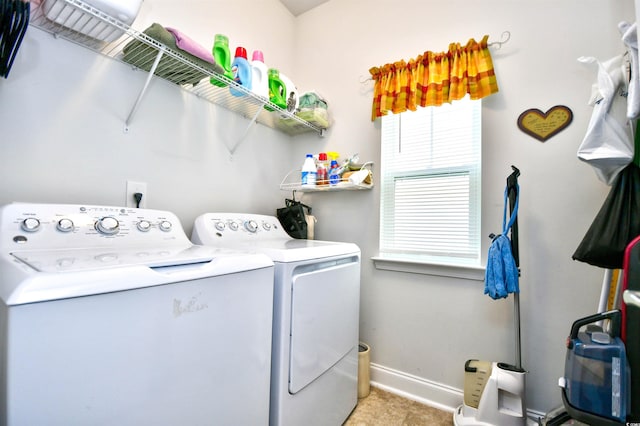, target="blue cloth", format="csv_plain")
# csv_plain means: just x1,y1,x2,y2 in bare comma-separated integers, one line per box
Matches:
484,185,520,300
